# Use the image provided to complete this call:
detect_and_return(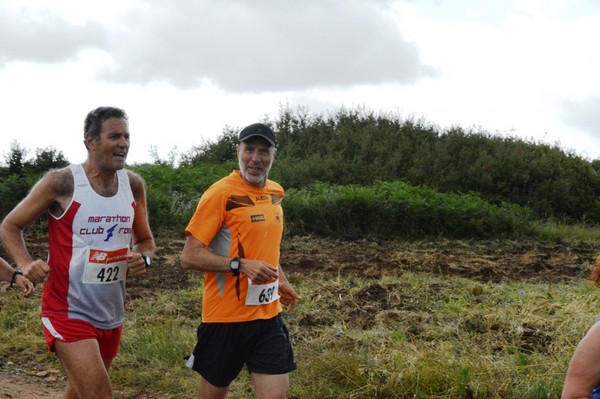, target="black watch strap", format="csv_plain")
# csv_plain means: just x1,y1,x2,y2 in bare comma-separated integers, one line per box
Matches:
229,257,241,276
10,269,23,287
